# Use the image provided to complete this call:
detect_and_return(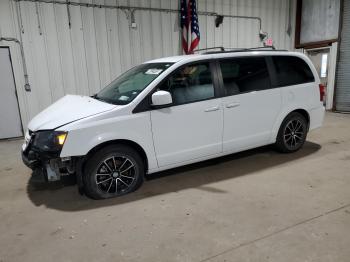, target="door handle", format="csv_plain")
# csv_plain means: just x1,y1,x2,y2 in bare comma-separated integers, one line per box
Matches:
226,102,240,108
205,106,220,112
